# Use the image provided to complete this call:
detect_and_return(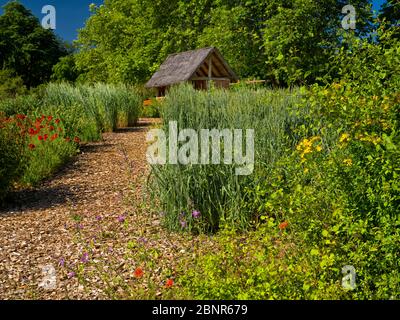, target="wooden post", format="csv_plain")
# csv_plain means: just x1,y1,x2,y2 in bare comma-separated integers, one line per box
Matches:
208,56,212,91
